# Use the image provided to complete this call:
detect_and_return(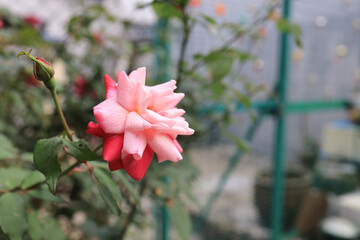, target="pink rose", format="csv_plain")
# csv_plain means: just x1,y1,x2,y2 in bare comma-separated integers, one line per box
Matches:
87,67,194,180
